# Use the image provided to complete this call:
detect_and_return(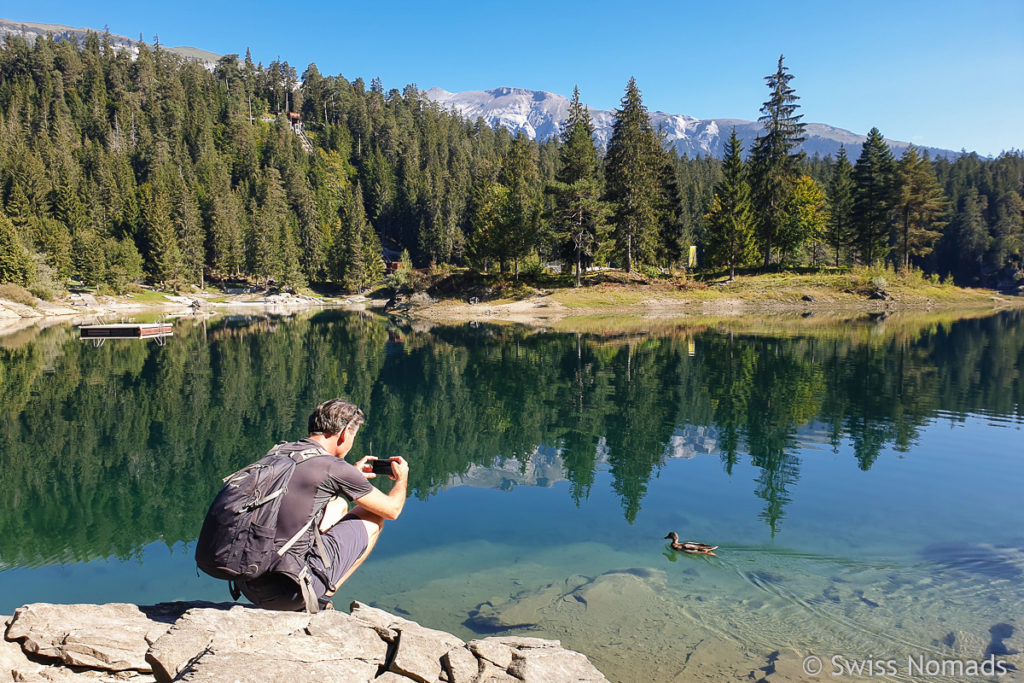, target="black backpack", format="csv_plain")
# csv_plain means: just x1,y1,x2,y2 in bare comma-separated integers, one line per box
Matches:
195,440,329,611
